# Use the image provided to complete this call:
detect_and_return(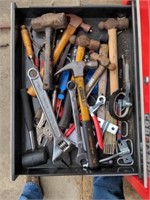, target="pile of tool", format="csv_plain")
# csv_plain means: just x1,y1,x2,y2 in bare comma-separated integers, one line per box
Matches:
20,12,134,169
